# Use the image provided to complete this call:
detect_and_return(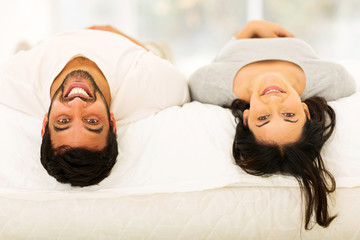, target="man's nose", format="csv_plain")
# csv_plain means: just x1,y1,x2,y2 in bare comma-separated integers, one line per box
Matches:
67,97,88,108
